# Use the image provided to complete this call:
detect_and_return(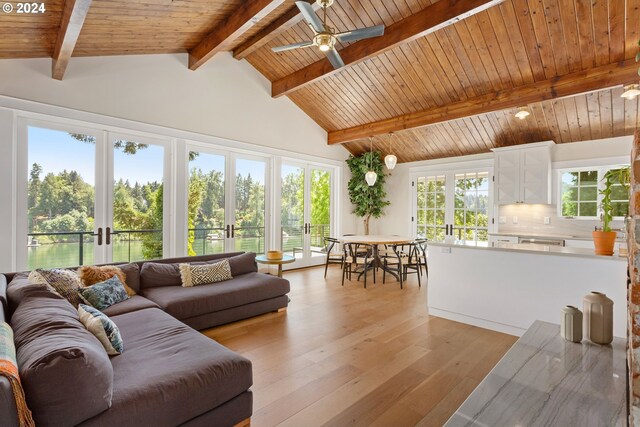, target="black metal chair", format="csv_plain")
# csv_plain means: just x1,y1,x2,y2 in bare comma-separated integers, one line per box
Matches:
323,237,344,278
382,243,421,288
342,243,374,288
414,238,429,278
